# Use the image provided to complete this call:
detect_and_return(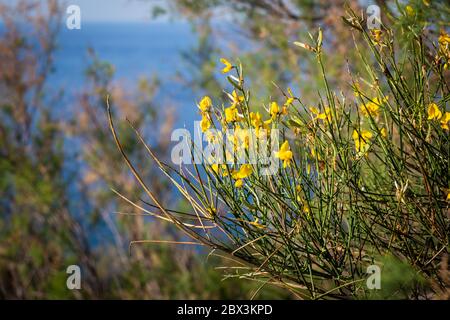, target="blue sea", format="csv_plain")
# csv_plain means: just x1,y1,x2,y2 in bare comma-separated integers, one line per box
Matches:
49,22,205,244
50,22,201,128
